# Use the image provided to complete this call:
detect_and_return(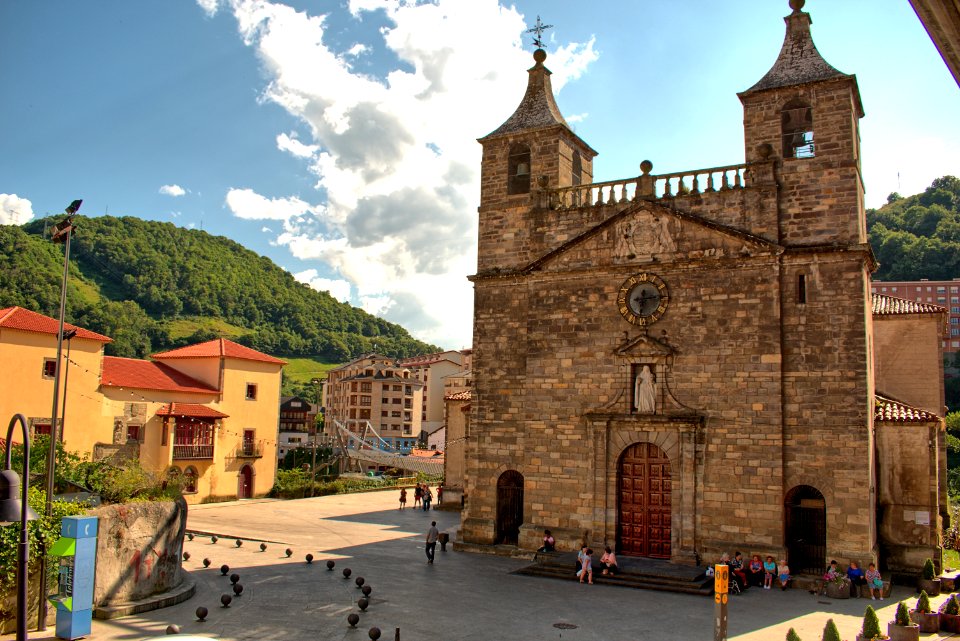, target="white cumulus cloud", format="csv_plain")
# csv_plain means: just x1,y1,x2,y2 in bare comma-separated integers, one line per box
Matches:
159,184,187,197
0,194,34,225
294,268,352,302
208,0,597,348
